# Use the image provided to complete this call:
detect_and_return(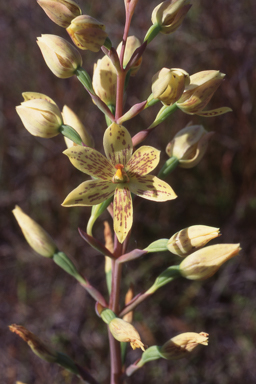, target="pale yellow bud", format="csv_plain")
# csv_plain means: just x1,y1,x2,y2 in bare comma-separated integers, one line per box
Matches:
167,225,220,256
37,34,82,78
117,36,142,76
62,105,94,148
179,243,241,280
166,124,213,168
13,206,58,258
92,55,117,105
37,0,81,28
152,67,189,105
160,332,209,359
16,94,62,138
67,15,108,52
152,0,191,34
176,70,231,116
109,318,145,351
